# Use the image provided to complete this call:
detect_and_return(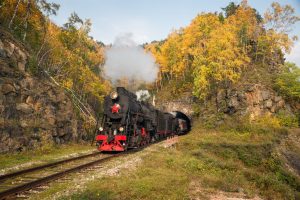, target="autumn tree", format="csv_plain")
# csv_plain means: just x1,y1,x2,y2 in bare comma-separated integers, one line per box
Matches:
193,19,250,100
146,1,299,103
256,2,300,67
182,14,221,72
0,0,110,123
